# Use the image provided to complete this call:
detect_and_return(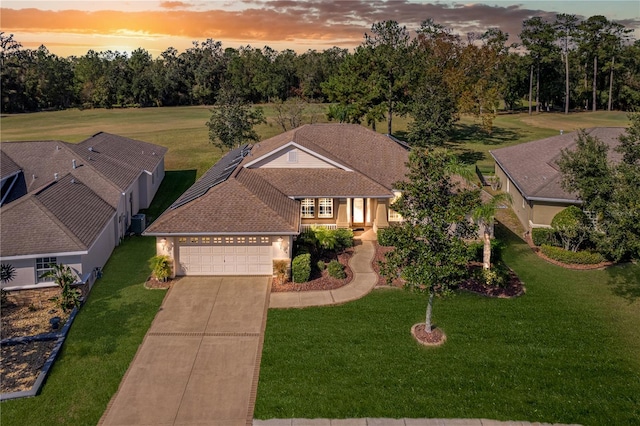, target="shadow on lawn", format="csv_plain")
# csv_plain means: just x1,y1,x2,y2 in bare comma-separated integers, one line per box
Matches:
449,123,521,146
139,170,197,224
605,263,640,303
